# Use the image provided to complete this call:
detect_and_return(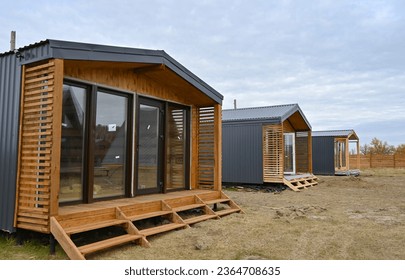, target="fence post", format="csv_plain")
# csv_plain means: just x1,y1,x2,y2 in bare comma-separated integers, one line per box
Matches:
370,153,372,168
393,154,396,169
